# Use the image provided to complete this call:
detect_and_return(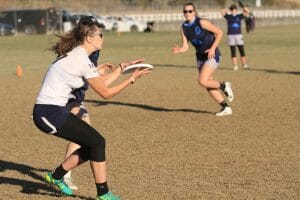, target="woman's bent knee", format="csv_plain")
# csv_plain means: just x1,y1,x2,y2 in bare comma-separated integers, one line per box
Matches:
198,79,208,88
